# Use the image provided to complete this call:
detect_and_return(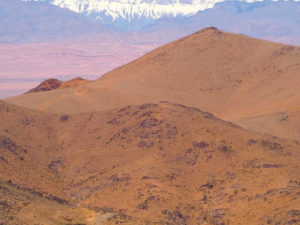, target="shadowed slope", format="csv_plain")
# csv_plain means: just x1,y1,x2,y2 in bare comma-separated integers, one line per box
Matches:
0,181,100,225
0,100,299,224
26,78,62,93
